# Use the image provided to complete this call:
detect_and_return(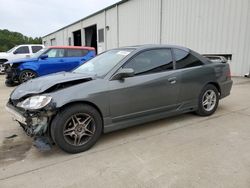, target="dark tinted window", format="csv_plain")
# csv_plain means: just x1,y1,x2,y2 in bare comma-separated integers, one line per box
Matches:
173,49,203,69
14,46,29,54
45,49,64,58
66,49,88,57
123,49,173,75
98,29,104,43
32,46,43,53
